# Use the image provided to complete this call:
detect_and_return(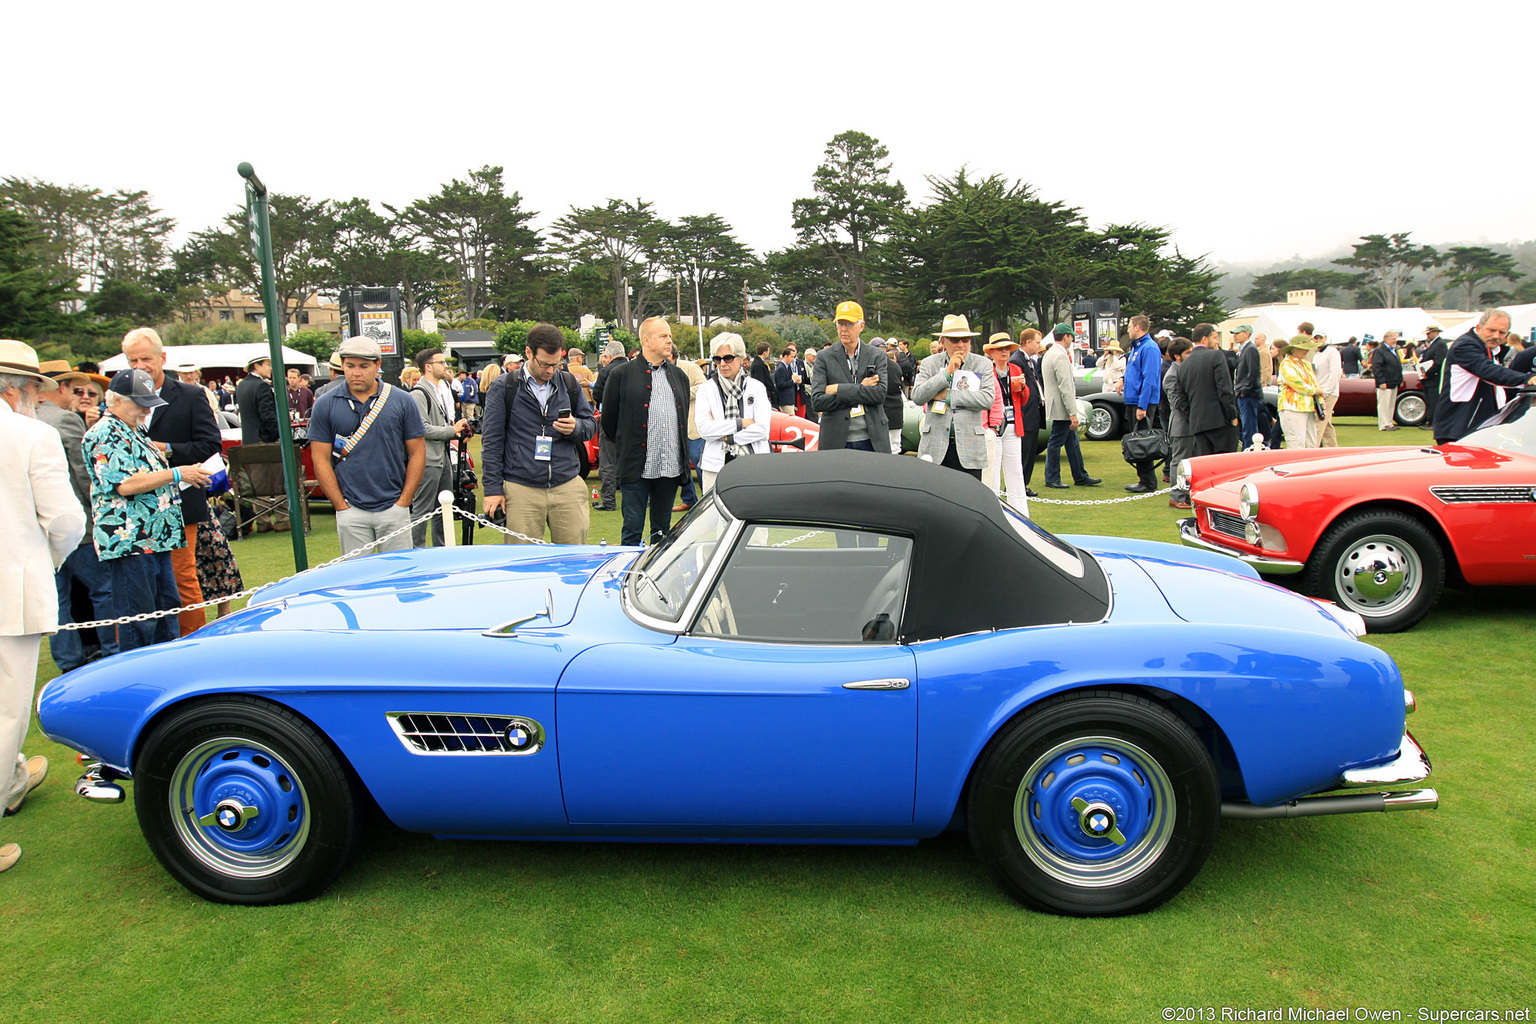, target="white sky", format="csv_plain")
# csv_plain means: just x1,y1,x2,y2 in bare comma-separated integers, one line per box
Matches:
8,0,1530,270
